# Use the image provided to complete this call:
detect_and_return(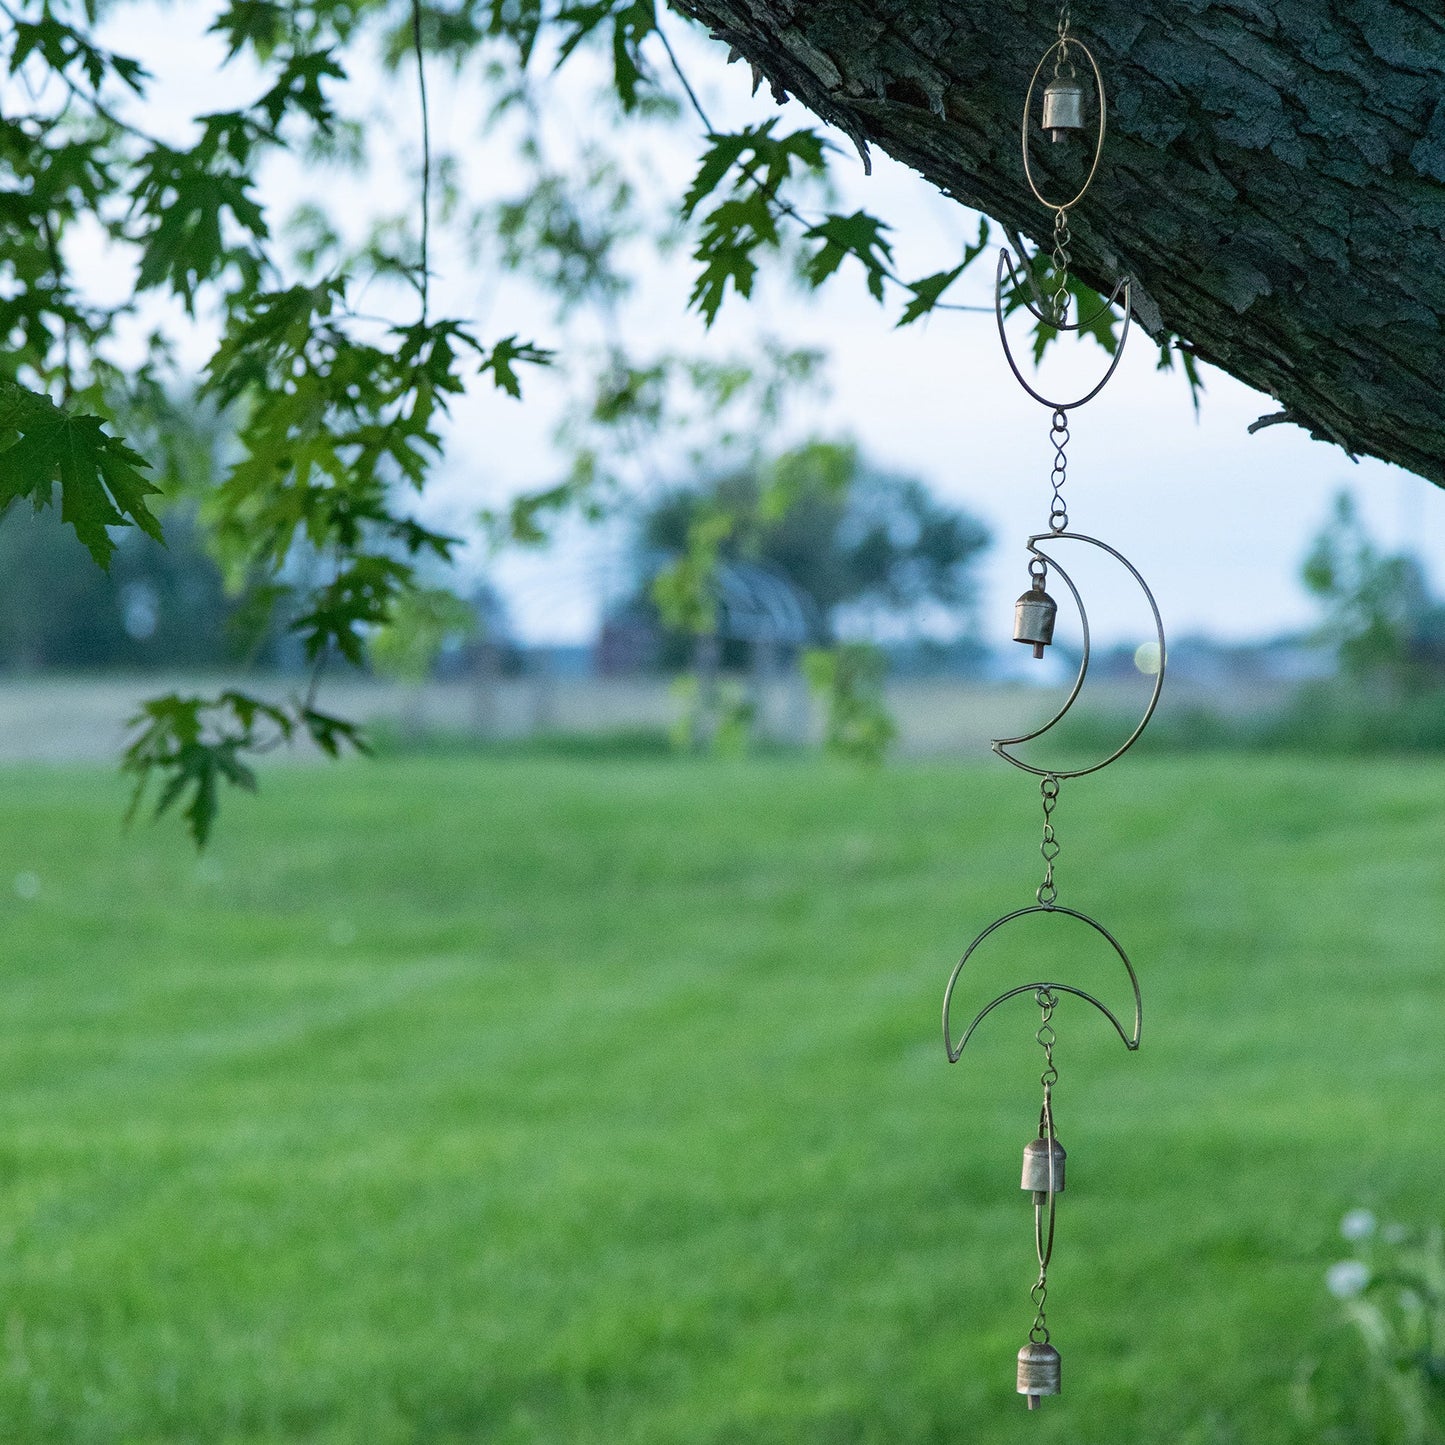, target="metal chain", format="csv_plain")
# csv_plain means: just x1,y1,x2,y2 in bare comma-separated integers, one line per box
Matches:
1054,1,1077,80
1050,209,1072,325
1030,1276,1050,1343
1047,409,1069,532
1036,775,1061,906
1036,988,1059,1101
